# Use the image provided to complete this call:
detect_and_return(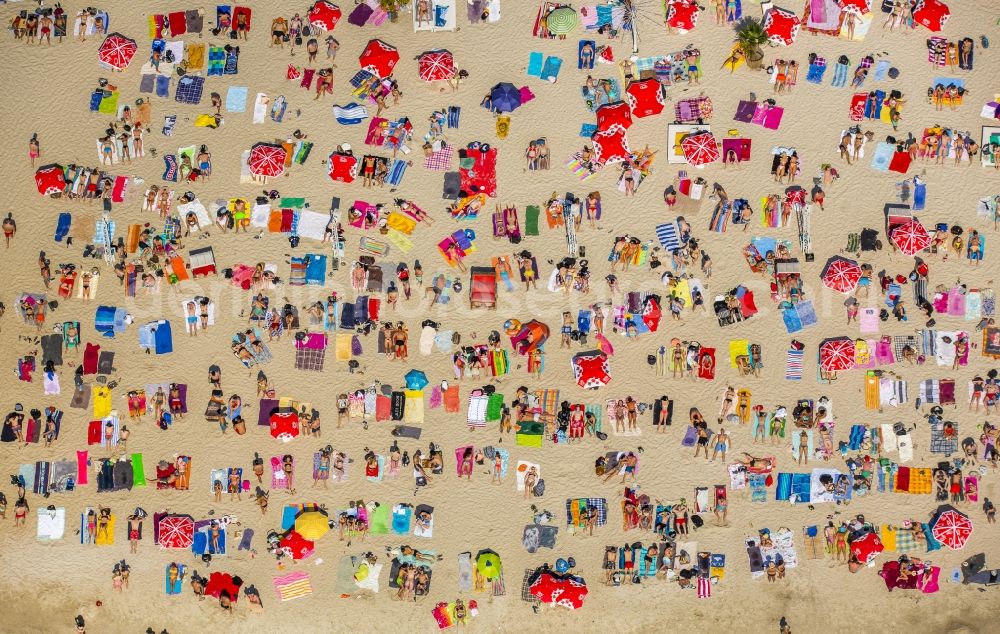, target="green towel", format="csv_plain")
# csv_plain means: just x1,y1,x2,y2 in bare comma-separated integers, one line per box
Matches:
98,92,119,115
525,206,540,236
486,393,504,422
369,503,390,535
585,404,603,433
131,453,146,487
